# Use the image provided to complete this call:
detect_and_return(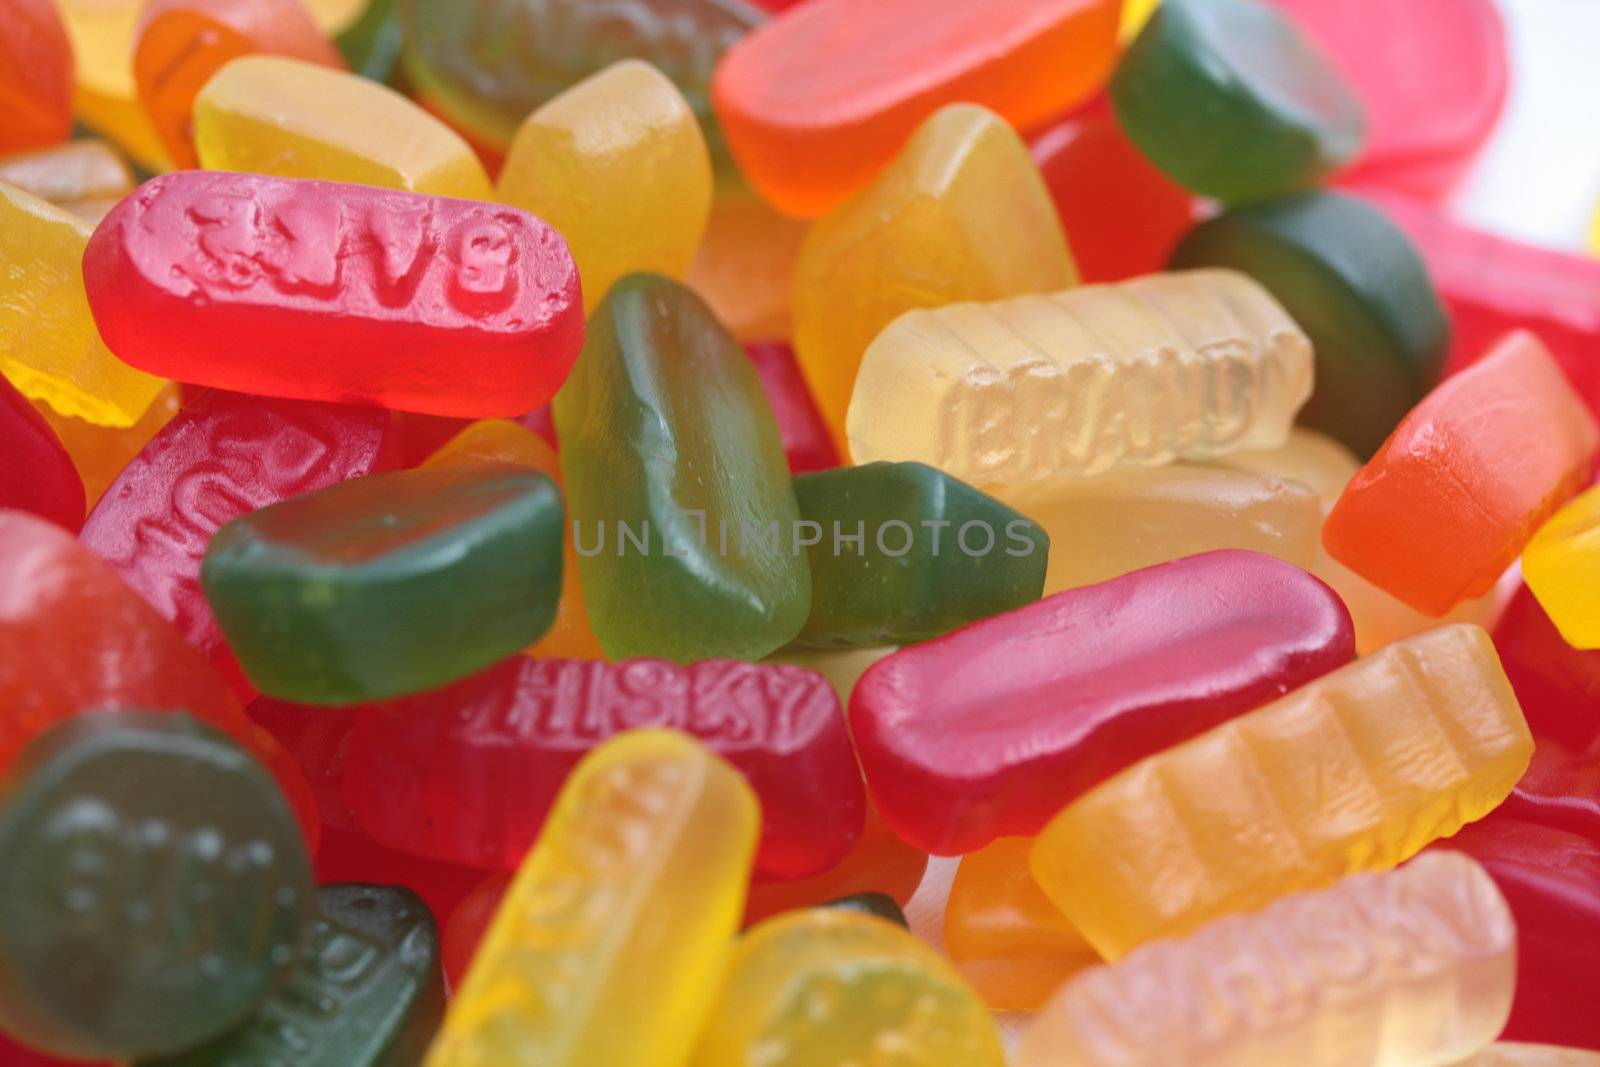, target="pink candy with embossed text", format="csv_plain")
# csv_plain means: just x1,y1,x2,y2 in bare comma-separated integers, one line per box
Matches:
341,656,866,878
82,172,585,418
